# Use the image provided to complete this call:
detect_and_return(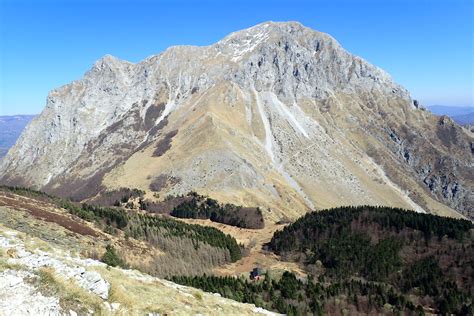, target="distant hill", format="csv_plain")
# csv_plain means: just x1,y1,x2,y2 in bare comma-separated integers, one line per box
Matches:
0,115,35,158
452,112,474,125
428,105,474,125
